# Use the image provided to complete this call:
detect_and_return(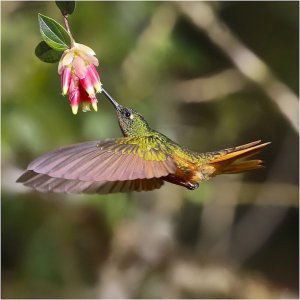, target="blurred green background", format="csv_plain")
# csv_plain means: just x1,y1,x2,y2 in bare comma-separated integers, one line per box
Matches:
1,1,299,298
